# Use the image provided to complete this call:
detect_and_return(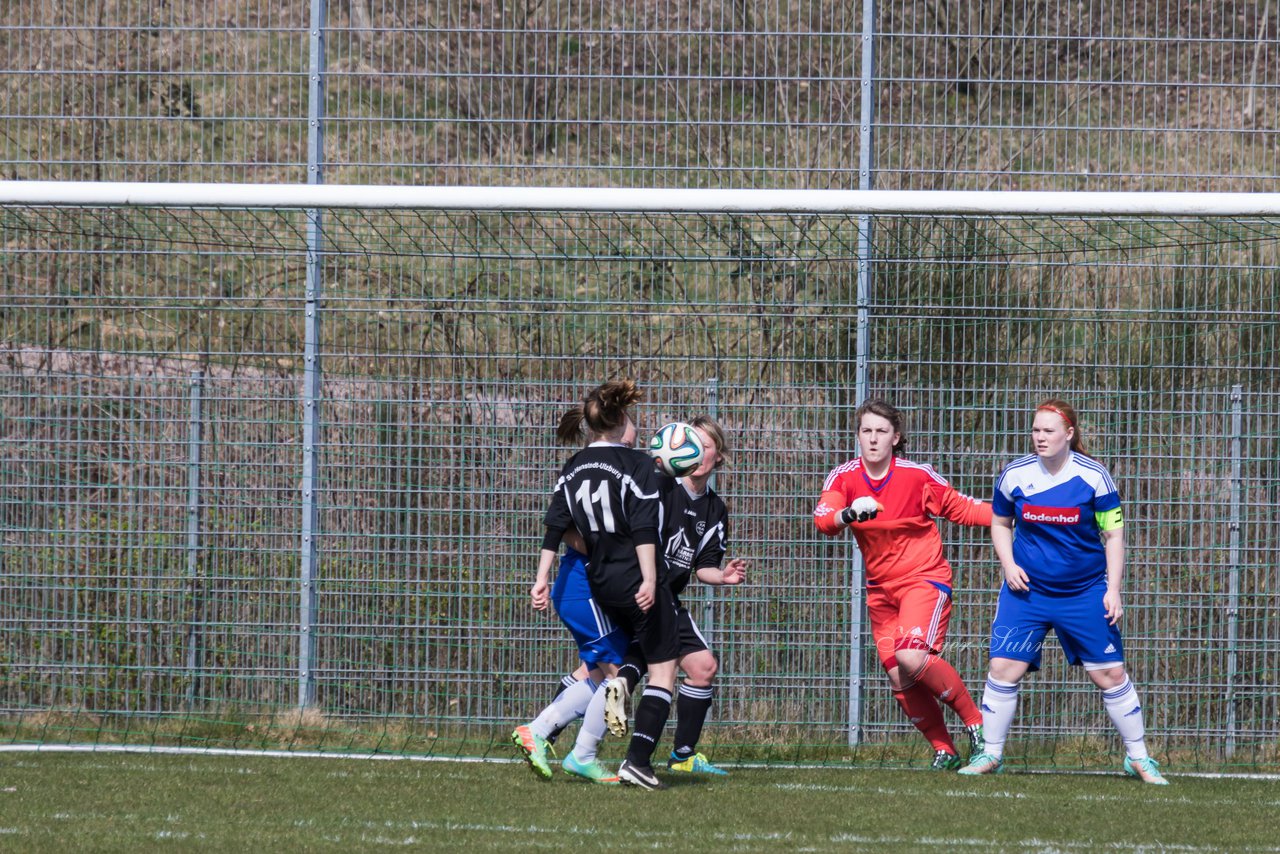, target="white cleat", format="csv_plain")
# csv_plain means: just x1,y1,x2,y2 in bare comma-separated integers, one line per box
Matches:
604,679,631,738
